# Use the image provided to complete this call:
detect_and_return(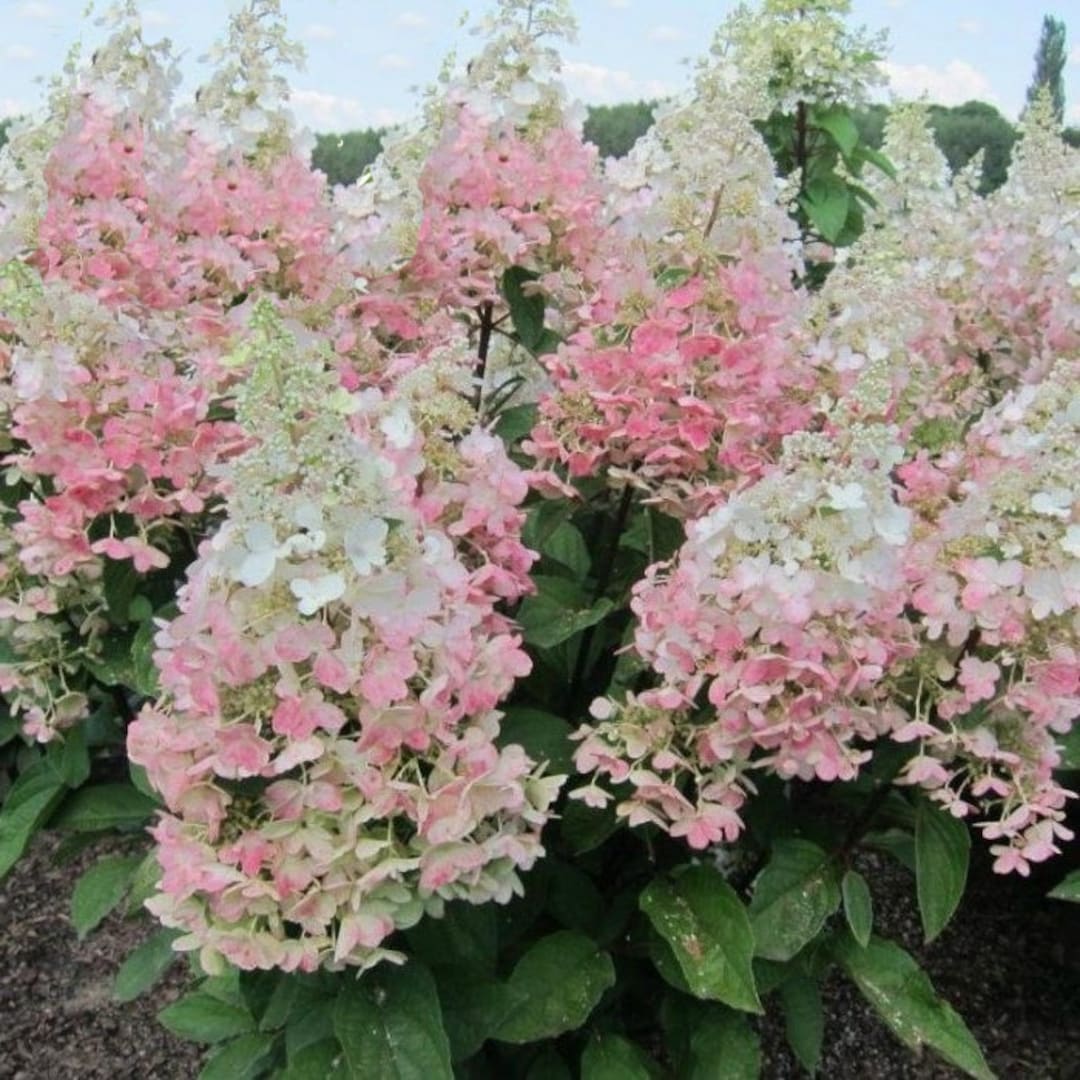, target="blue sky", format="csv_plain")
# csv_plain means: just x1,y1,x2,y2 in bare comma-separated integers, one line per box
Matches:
2,1,1079,132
